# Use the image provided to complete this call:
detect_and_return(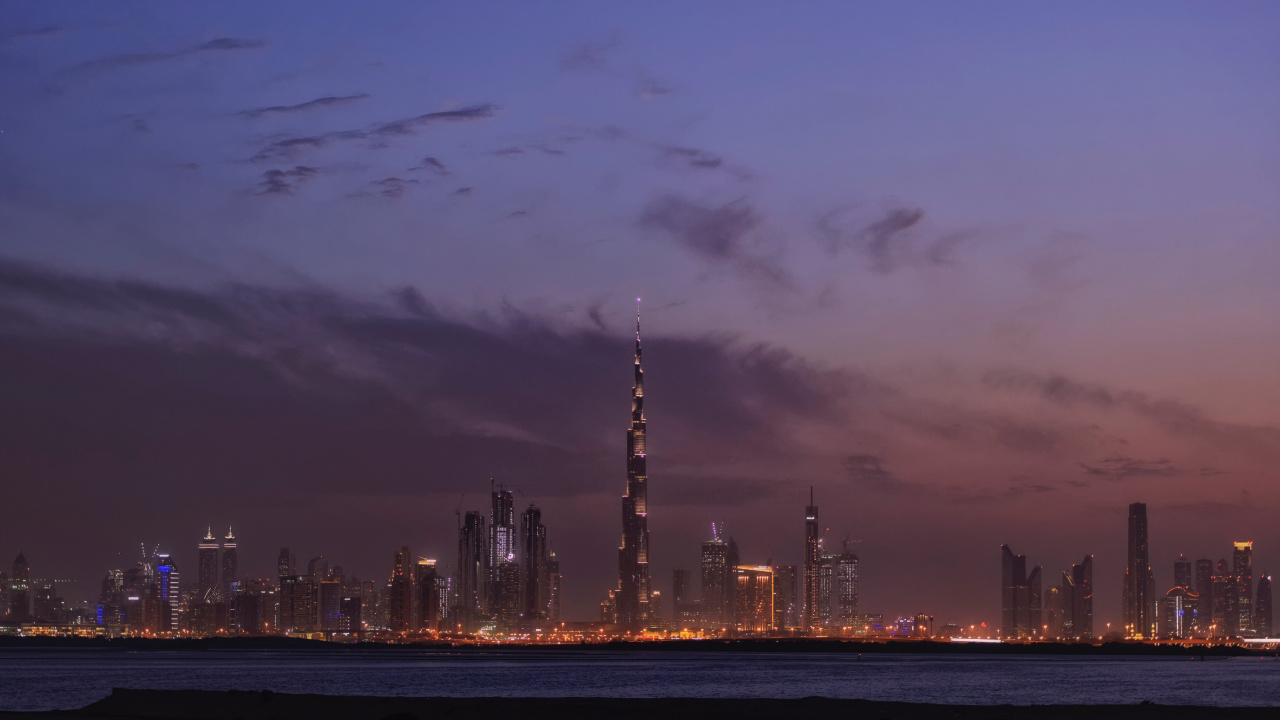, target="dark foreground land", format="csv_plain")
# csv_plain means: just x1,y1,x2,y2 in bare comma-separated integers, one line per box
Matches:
2,690,1276,720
